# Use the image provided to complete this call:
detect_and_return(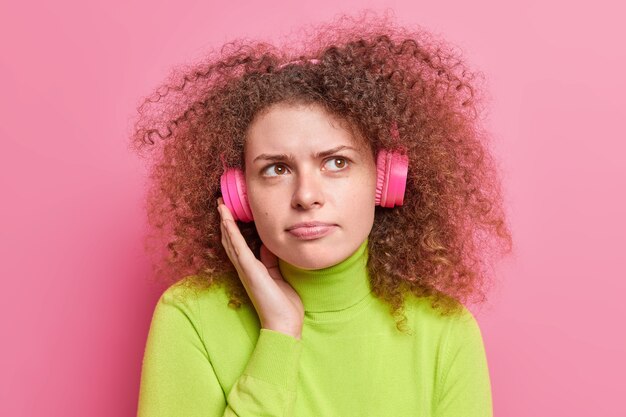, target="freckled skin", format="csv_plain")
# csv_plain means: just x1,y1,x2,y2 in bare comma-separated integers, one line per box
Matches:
243,102,377,270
